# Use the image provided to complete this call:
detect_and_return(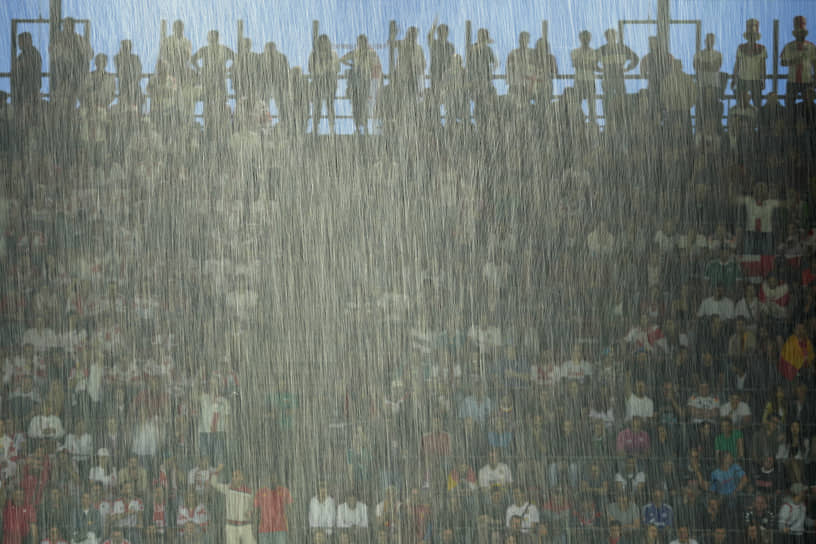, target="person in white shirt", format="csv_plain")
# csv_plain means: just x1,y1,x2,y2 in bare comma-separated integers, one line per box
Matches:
63,418,93,473
188,455,215,494
734,285,762,331
697,286,735,320
209,465,255,544
719,393,752,429
28,401,65,441
309,482,336,535
199,377,230,465
669,525,699,544
88,448,117,490
625,381,655,422
778,482,807,538
505,487,539,533
478,449,513,488
336,490,368,530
